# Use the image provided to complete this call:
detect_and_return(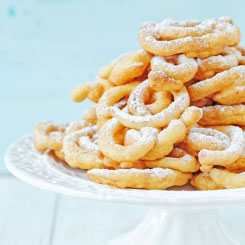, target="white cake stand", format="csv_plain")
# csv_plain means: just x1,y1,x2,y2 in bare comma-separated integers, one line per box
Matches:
5,135,245,245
